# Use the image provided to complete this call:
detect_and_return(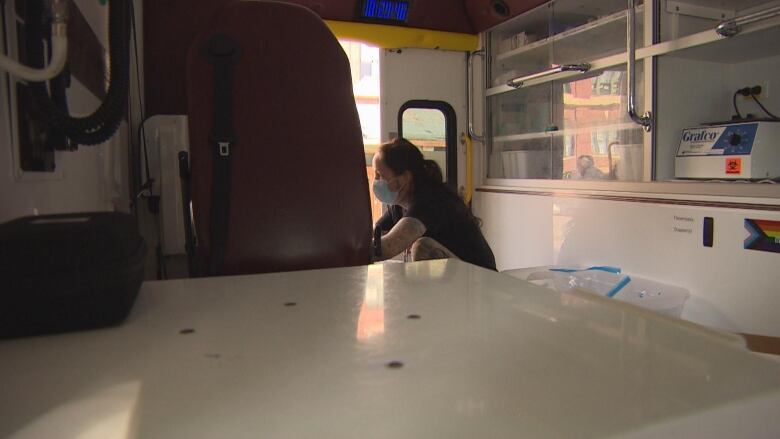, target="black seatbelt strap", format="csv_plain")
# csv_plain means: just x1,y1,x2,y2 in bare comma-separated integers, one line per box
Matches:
204,34,241,275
